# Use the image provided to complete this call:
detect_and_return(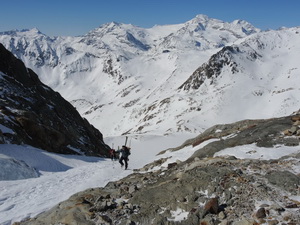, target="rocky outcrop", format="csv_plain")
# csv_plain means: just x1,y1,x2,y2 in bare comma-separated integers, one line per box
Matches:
160,115,300,162
283,115,300,136
178,46,241,91
17,114,300,224
178,41,263,92
18,156,300,225
0,44,110,156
